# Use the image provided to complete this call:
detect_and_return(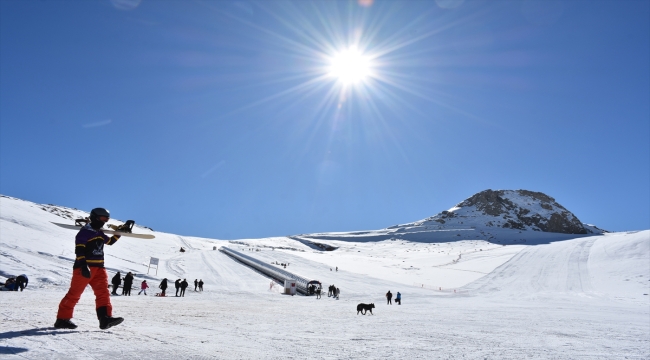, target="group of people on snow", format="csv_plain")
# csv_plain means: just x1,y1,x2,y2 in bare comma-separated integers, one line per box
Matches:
110,271,135,296
156,277,203,297
386,290,402,305
327,284,340,299
1,274,28,291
